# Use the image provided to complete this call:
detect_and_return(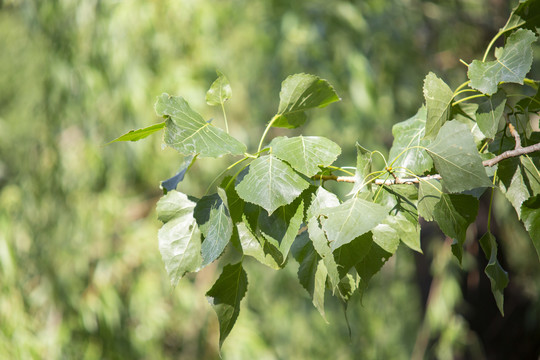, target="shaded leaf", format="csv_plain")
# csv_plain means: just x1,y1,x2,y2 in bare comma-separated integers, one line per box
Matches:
423,72,454,140
479,233,509,315
476,90,506,139
155,94,246,157
200,203,233,267
308,217,341,291
355,243,393,300
161,155,196,193
108,122,165,144
206,262,248,348
333,232,373,277
296,241,328,321
501,0,540,34
219,176,245,223
418,179,443,221
521,195,540,261
468,29,537,95
389,106,433,176
270,136,341,177
426,120,493,192
206,70,232,106
272,73,340,128
235,155,310,214
236,219,281,269
498,156,540,217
